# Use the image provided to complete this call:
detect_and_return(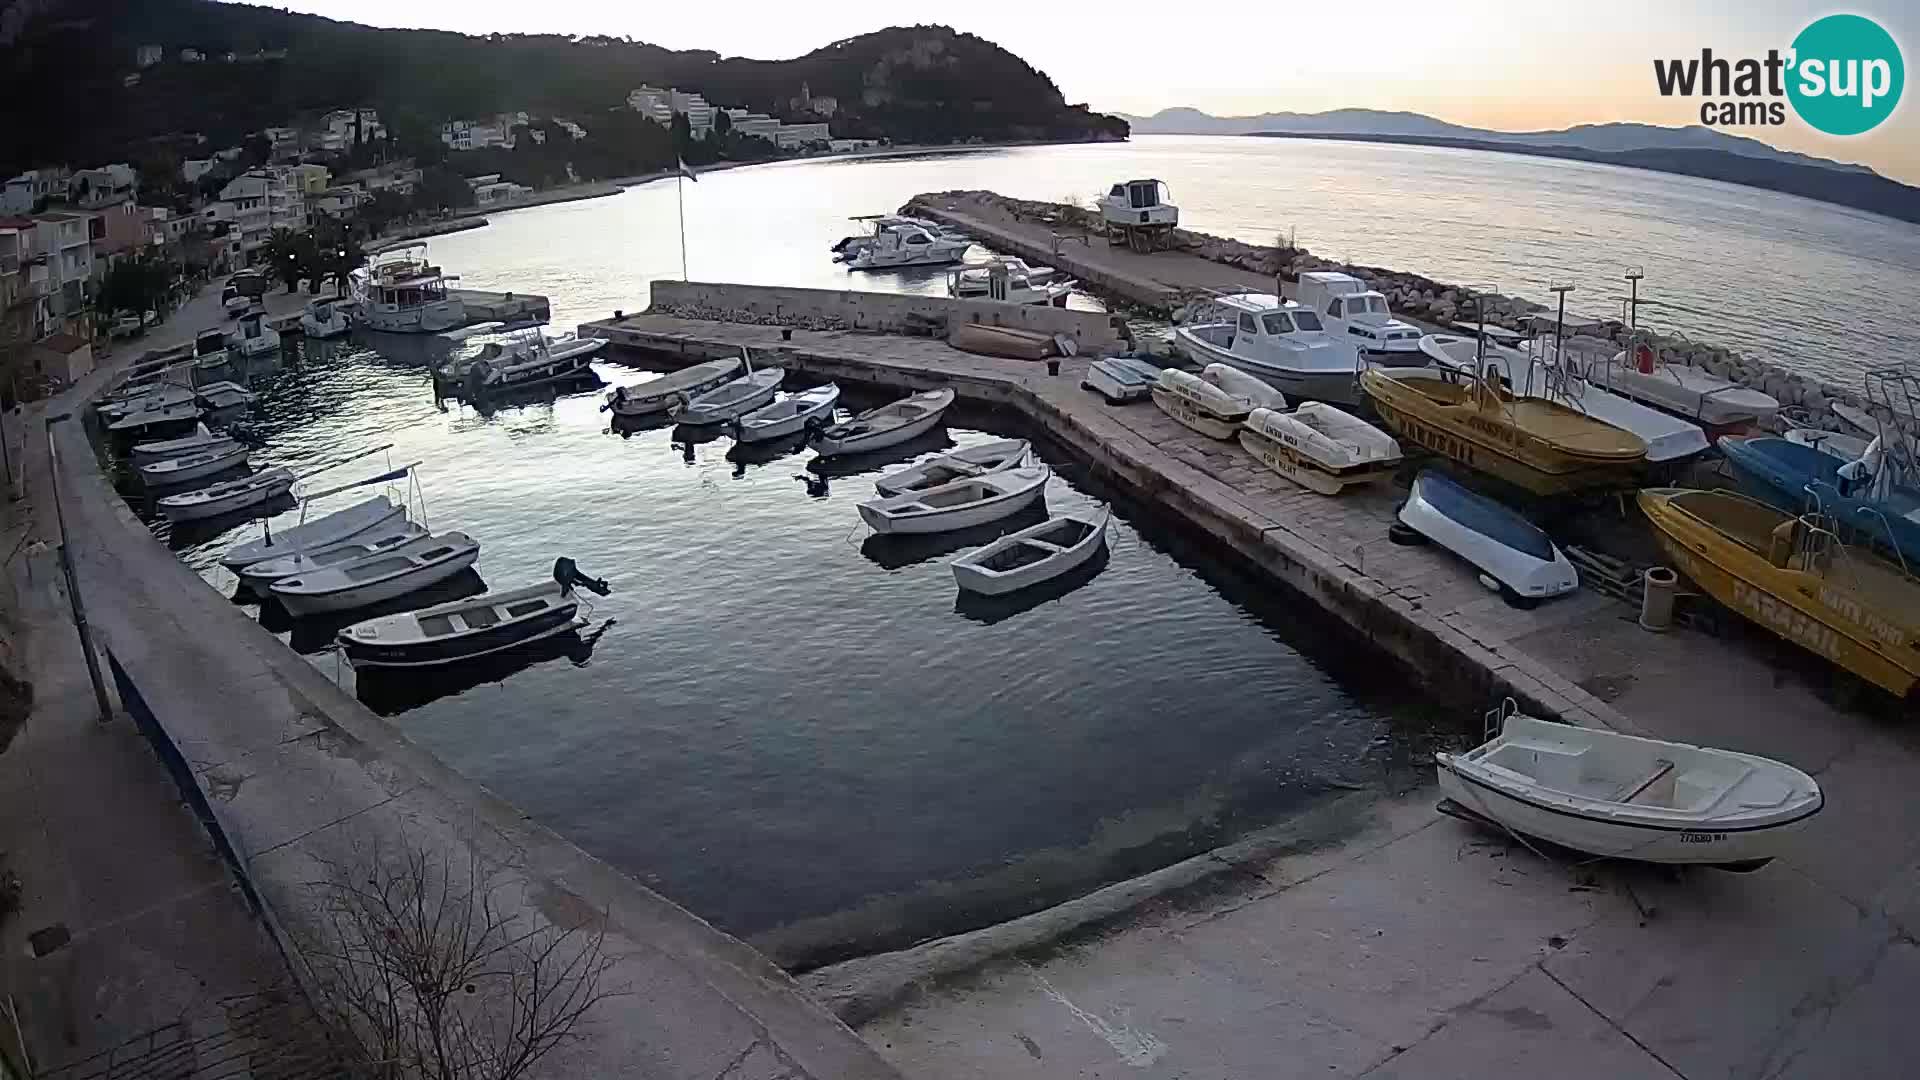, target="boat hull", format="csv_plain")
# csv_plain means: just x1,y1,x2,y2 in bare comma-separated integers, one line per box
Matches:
1399,471,1578,601
952,513,1107,595
301,315,351,339
274,548,480,617
1150,387,1243,440
1237,424,1391,495
735,387,840,443
1082,358,1160,403
874,439,1030,496
137,445,248,486
860,471,1049,535
220,497,406,569
1718,436,1920,567
341,603,580,669
1174,330,1363,406
159,472,295,522
361,299,466,334
606,359,743,416
812,403,951,457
